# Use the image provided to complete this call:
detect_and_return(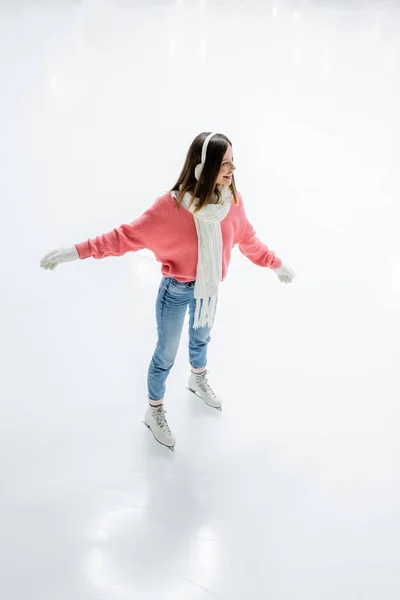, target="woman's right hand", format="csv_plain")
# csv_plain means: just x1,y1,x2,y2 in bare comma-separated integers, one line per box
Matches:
40,246,79,271
274,262,295,284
